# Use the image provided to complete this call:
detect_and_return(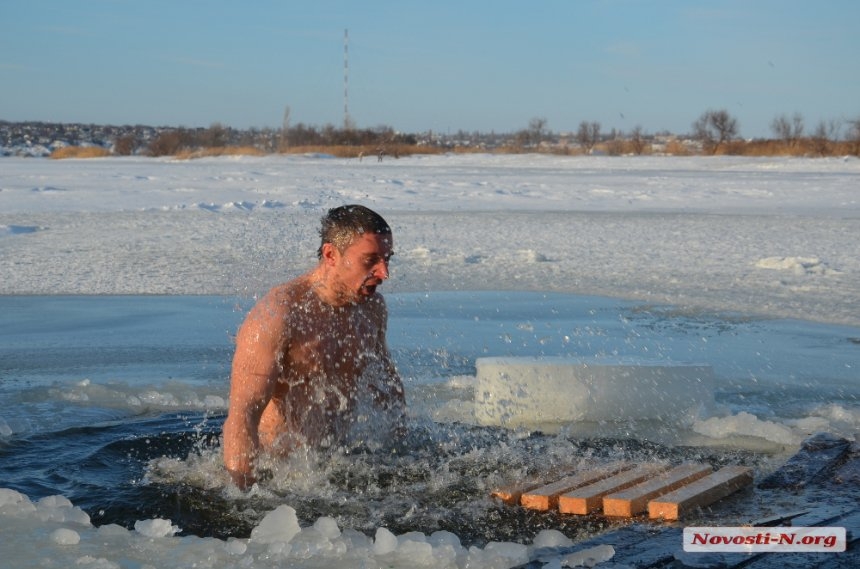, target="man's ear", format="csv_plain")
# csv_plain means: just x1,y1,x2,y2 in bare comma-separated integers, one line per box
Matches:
320,242,339,266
